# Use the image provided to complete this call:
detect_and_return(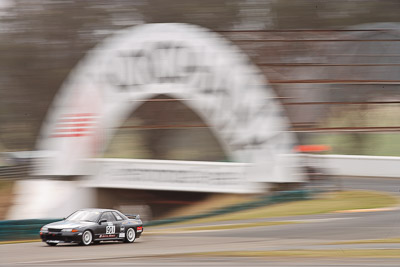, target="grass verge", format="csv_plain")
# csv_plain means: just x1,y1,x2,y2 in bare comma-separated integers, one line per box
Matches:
182,221,296,231
0,239,41,245
327,238,400,245
149,221,297,234
170,190,397,226
163,194,256,219
186,249,400,258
